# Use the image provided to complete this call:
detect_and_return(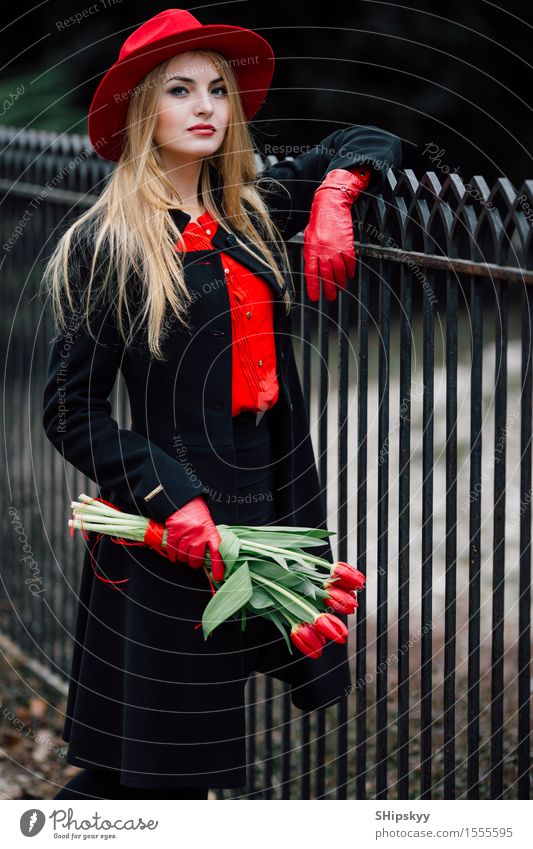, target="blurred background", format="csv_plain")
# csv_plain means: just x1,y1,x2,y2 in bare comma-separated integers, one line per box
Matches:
0,0,531,184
